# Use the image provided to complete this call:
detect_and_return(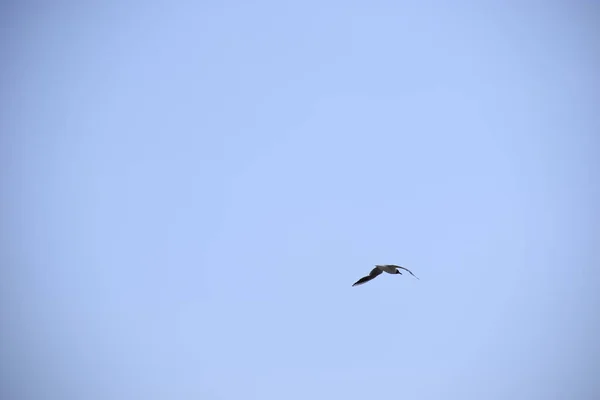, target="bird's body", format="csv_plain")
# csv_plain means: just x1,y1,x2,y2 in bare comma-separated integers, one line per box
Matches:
352,264,419,287
375,264,400,274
